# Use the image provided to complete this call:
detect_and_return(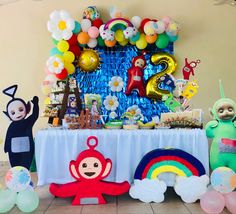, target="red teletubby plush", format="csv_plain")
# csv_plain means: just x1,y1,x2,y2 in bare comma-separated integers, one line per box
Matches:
182,58,200,80
49,136,130,205
125,52,147,97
